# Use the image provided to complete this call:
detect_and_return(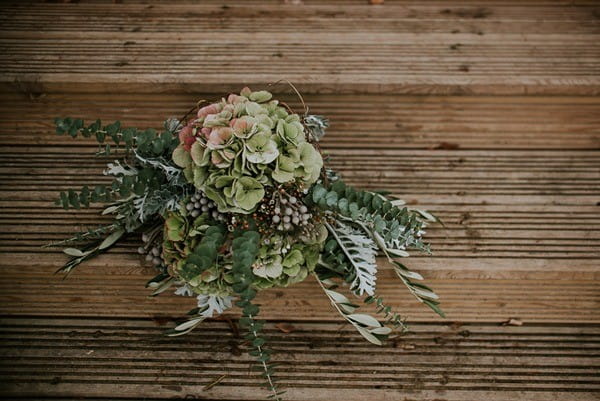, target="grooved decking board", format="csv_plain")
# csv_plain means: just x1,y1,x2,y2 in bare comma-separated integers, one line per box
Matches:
1,92,599,150
1,2,598,34
0,317,598,400
1,1,599,400
2,203,599,259
0,1,599,94
0,265,598,322
1,147,598,205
